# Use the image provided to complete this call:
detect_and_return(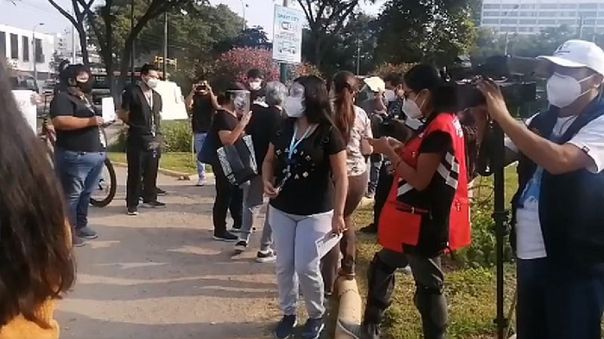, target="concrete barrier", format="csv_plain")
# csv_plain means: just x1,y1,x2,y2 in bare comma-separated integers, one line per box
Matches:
334,277,363,339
